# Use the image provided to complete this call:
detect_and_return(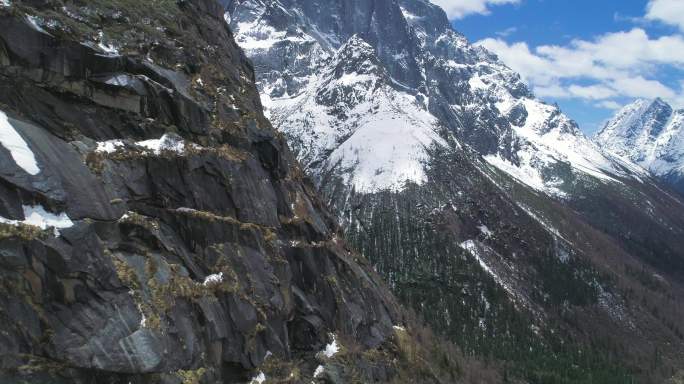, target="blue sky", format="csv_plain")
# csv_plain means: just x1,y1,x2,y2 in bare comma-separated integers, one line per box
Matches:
432,0,684,134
